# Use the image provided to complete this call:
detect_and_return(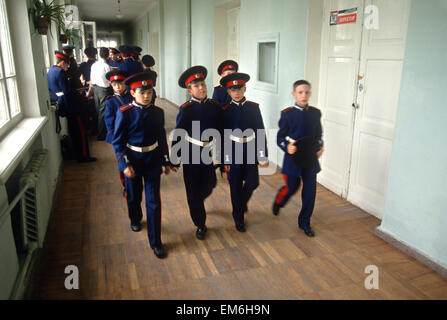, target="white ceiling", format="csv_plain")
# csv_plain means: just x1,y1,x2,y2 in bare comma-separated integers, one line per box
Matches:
73,0,158,23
